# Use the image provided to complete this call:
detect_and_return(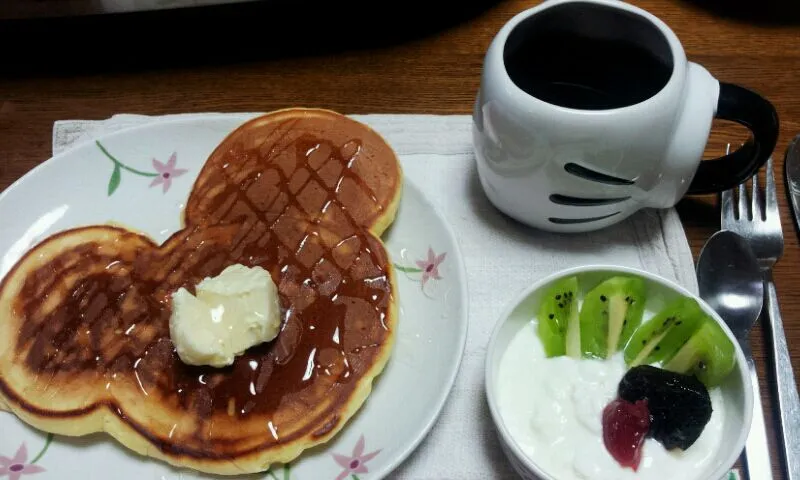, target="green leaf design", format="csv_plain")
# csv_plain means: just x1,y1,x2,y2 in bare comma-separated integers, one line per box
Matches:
394,264,423,273
108,164,122,196
96,141,158,177
352,475,361,480
263,463,291,480
30,433,54,464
